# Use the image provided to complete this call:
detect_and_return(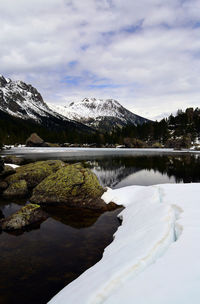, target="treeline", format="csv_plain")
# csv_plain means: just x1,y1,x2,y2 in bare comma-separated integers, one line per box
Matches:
1,107,200,148
0,110,99,146
109,107,200,148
